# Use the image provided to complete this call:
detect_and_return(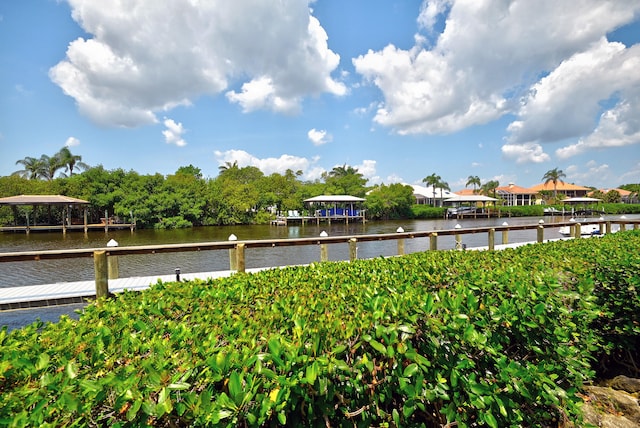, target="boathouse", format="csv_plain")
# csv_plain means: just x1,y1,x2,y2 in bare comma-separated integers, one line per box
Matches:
303,195,366,224
0,194,134,233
